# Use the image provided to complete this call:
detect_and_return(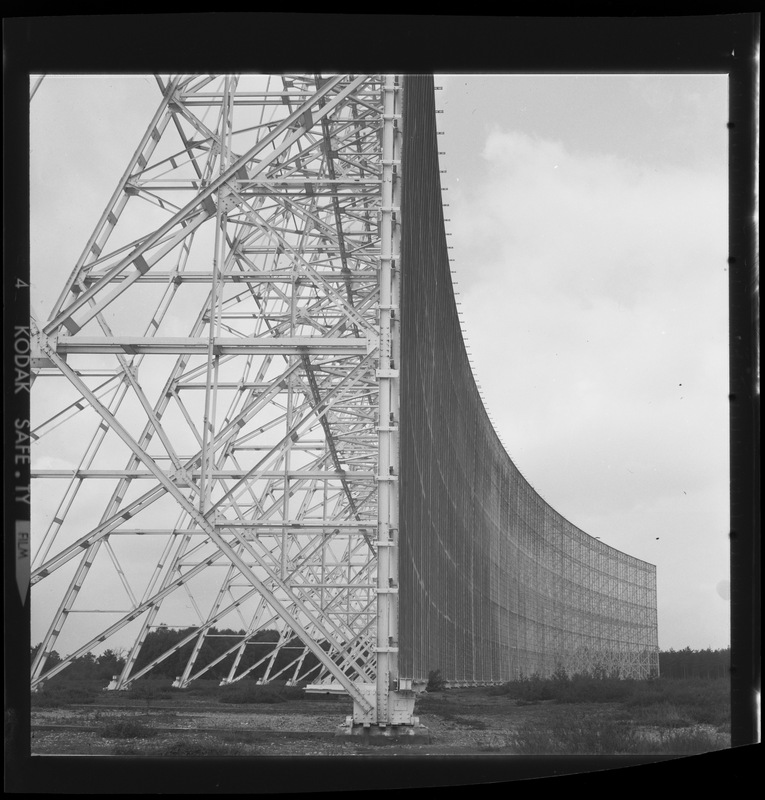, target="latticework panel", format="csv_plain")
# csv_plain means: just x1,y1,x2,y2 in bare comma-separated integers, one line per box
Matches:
399,74,659,684
31,75,399,706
